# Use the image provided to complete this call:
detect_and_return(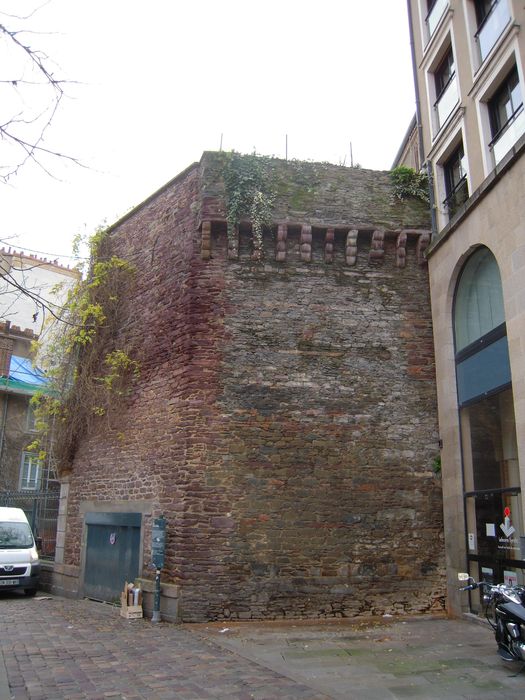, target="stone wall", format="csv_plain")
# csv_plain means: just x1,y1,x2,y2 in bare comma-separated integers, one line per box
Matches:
60,153,445,621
